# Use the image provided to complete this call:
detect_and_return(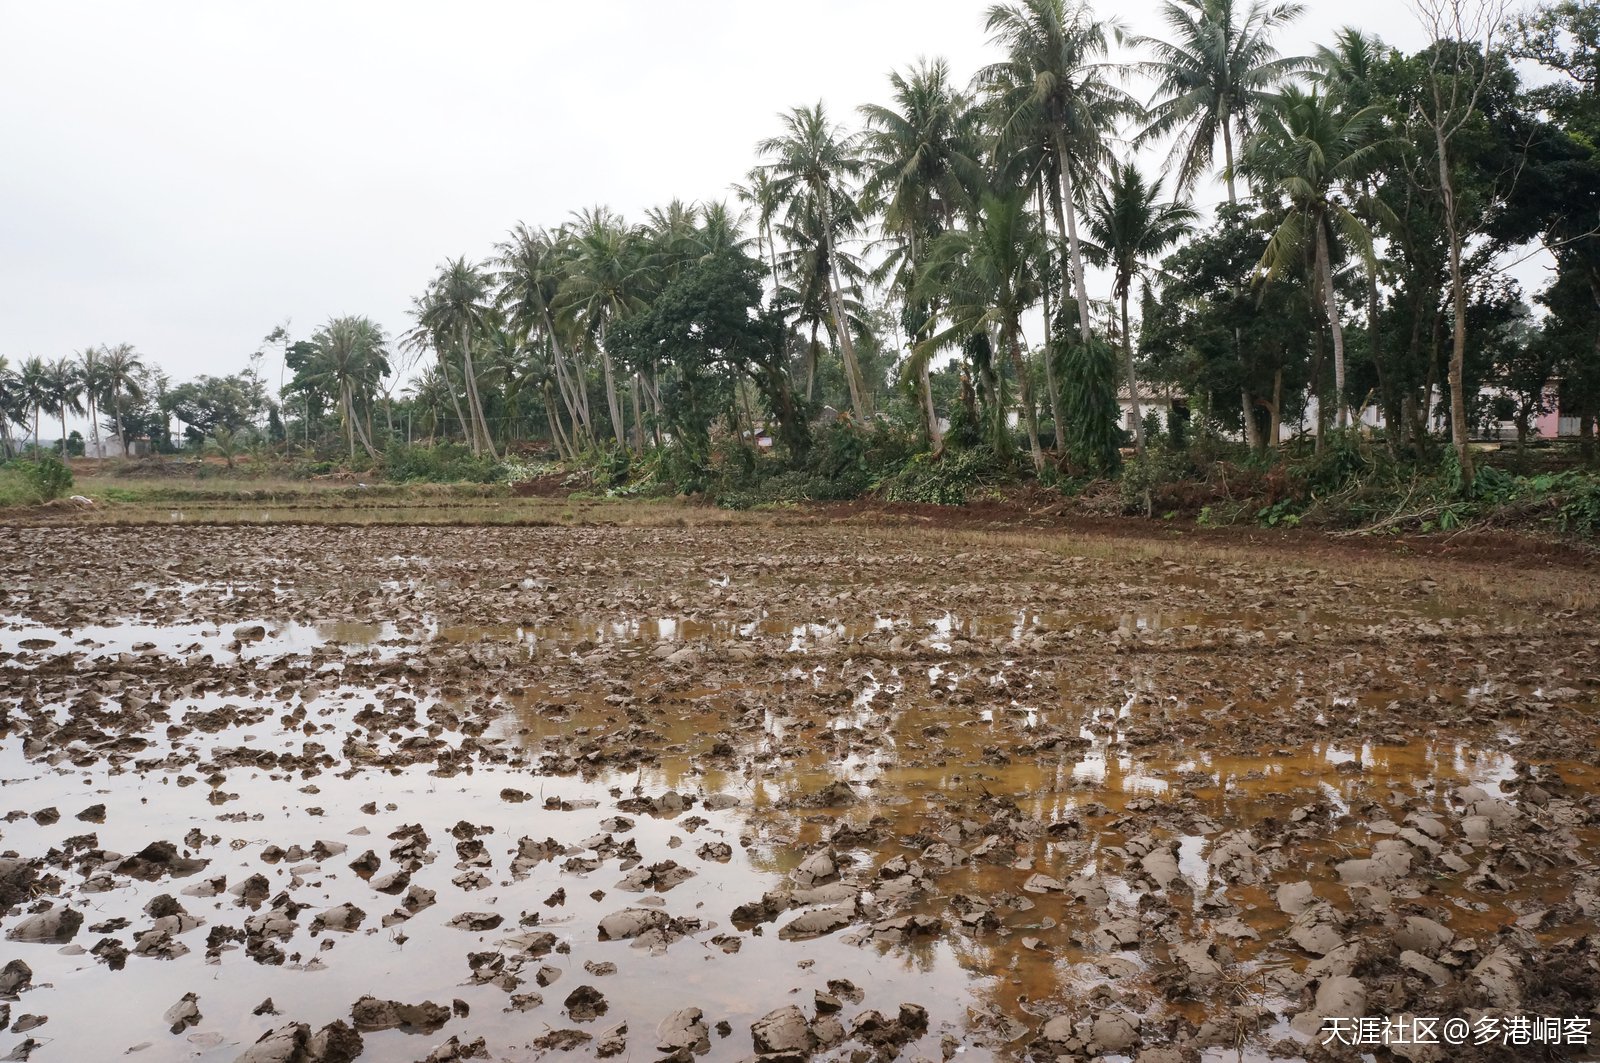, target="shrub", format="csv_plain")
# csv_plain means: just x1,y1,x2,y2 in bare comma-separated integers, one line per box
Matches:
1056,335,1121,474
22,456,74,501
802,422,914,500
383,443,499,483
883,447,1010,505
1119,448,1188,514
0,456,74,504
1548,473,1600,538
